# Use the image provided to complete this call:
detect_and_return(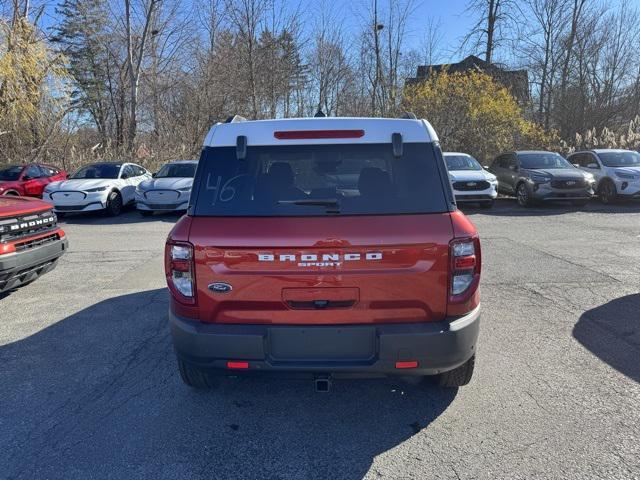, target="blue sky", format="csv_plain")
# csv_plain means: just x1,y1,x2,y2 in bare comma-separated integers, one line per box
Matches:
35,0,628,71
37,0,475,62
